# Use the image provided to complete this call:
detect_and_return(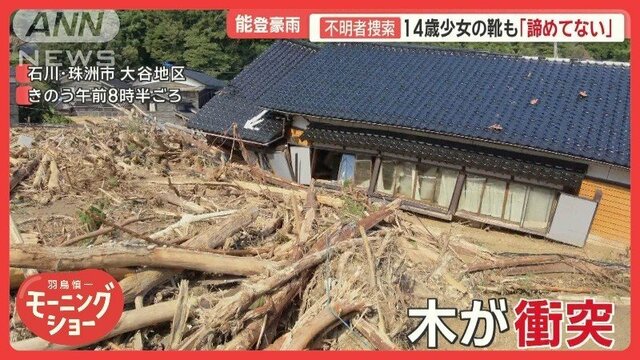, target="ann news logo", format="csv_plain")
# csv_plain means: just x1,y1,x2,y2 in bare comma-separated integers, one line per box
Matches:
13,10,120,43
